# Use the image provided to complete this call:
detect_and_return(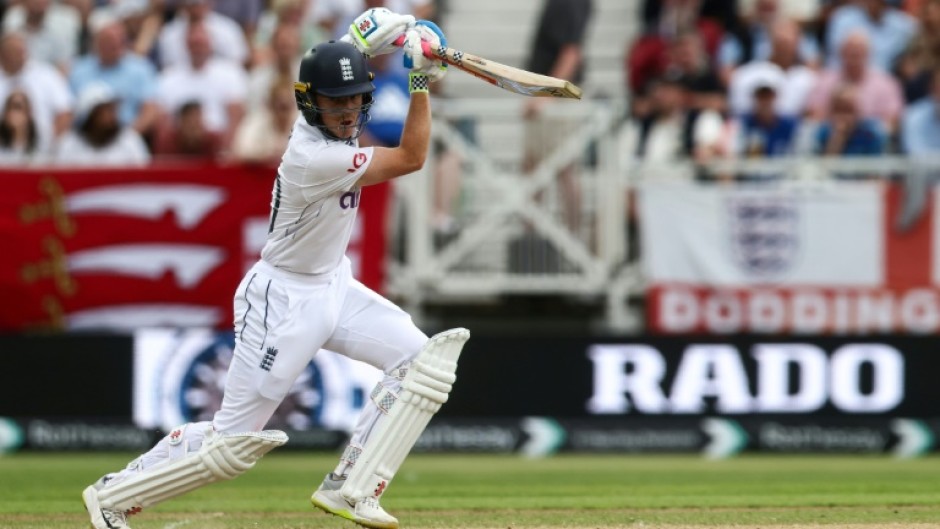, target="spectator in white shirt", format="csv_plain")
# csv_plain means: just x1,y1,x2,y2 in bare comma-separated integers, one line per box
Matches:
52,82,150,166
728,19,818,118
156,22,248,150
2,0,81,72
158,0,249,69
0,32,73,149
